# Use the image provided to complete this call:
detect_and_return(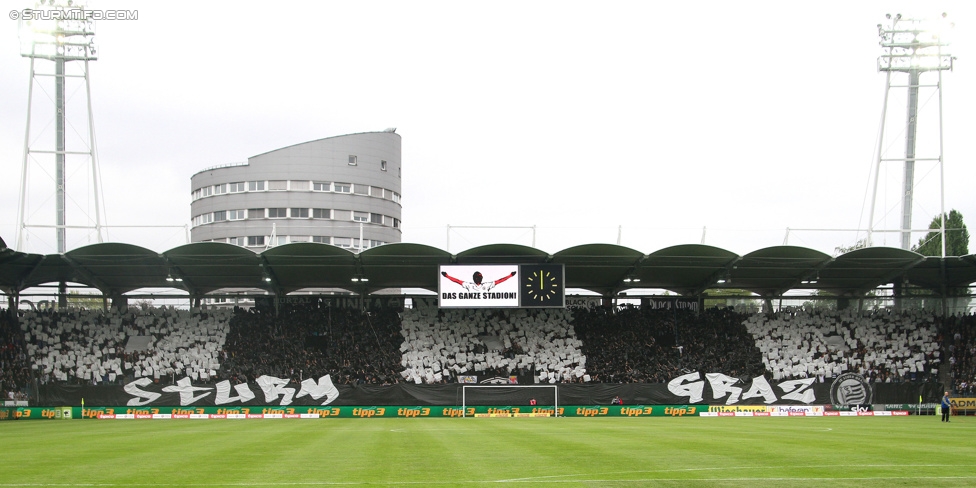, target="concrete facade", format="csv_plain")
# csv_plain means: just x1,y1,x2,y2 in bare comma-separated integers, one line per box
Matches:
190,131,401,250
